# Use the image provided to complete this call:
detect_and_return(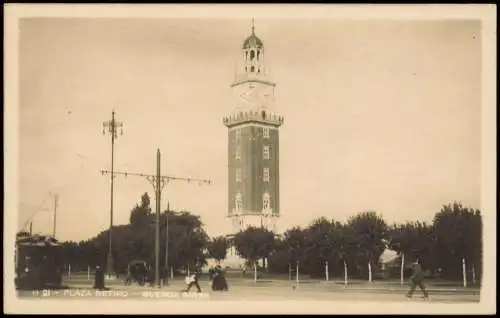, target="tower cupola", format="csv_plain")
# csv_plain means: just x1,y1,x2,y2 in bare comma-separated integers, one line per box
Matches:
242,22,264,49
240,19,266,76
